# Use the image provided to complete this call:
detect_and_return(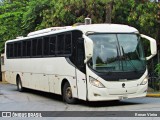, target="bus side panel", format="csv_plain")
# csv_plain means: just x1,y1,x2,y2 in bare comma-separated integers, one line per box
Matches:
4,57,78,98
26,57,77,97
21,73,29,88
5,71,11,83
9,71,16,85
37,74,49,92
5,60,16,85
48,75,55,93
54,76,77,98
51,58,77,98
